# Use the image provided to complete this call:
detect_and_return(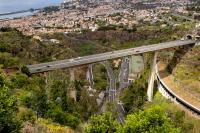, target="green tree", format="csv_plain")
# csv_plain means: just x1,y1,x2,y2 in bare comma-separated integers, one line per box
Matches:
21,65,31,76
0,72,21,133
0,52,19,68
85,112,120,133
118,106,181,133
167,110,194,132
121,69,148,113
26,76,48,117
11,73,29,88
79,89,98,120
